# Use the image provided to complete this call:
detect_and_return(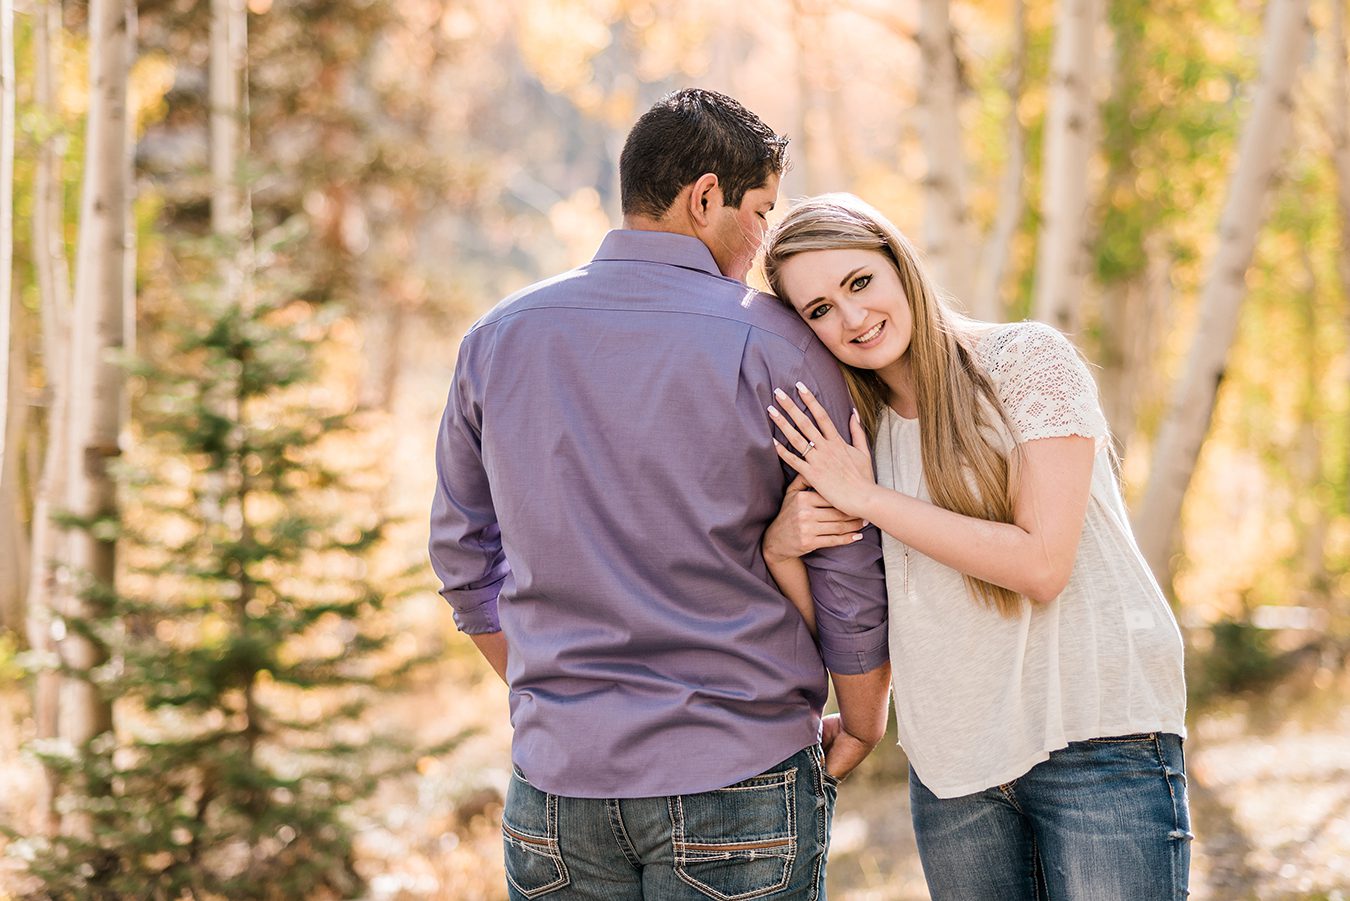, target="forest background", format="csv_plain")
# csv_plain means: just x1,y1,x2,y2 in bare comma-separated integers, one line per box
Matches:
0,0,1347,898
